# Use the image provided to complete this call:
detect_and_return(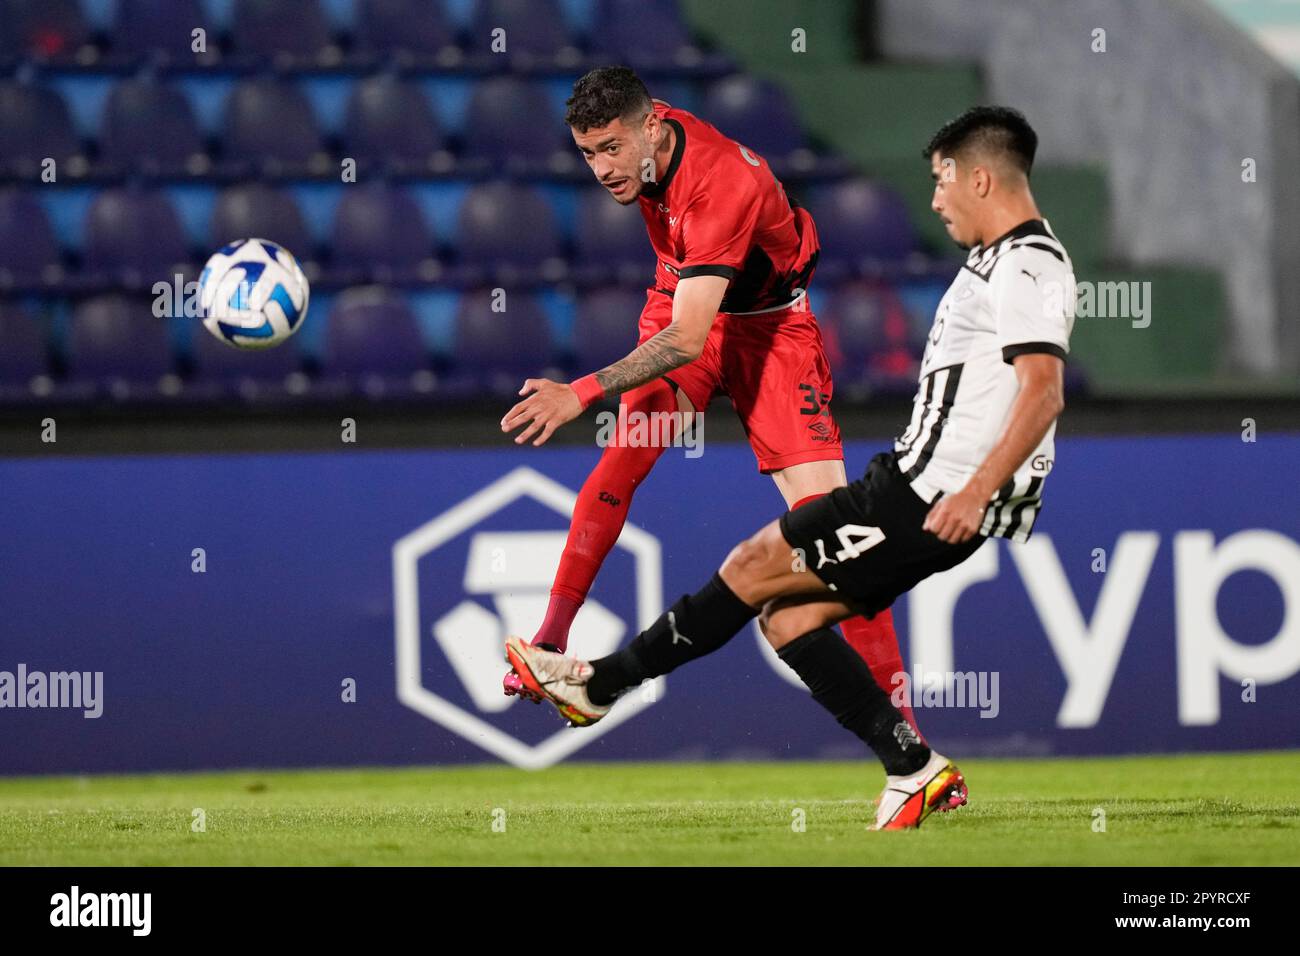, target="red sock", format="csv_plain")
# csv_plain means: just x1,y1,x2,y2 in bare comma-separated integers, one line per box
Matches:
789,493,925,742
533,380,677,651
